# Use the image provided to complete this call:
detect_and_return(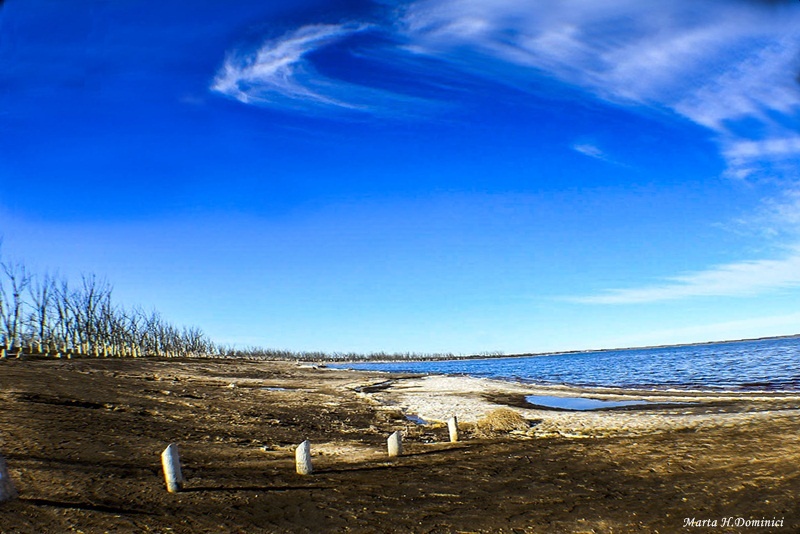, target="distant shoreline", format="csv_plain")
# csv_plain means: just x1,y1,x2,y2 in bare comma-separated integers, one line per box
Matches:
322,332,800,364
